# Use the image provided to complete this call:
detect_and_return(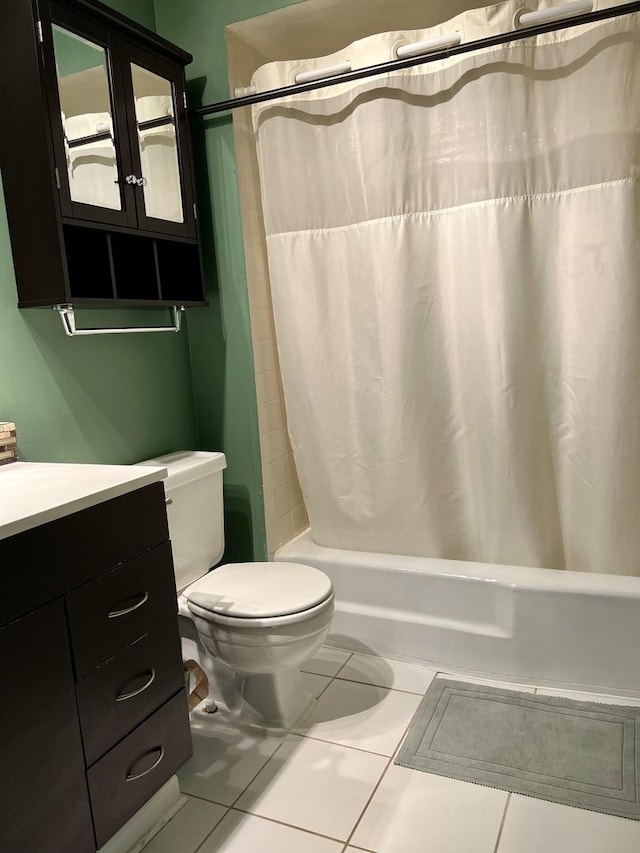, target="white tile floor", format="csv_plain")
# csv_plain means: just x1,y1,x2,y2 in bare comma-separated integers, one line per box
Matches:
143,647,640,853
